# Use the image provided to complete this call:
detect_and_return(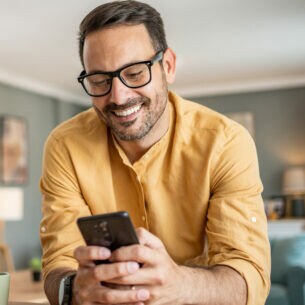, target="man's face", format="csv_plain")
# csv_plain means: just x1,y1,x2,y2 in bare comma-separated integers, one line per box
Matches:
83,24,173,141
